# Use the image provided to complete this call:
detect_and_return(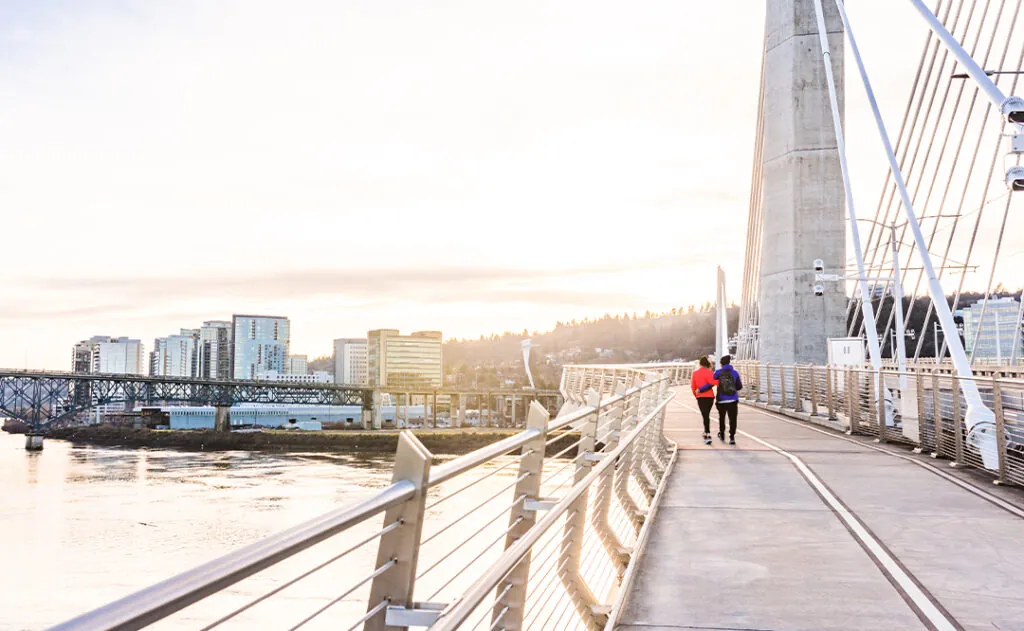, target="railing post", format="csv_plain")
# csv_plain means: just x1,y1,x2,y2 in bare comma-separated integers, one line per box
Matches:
559,391,606,630
867,370,878,433
367,432,433,631
952,377,964,466
766,364,773,406
616,390,644,534
793,366,803,412
992,375,1008,485
846,369,857,434
931,371,942,458
915,370,926,452
826,366,835,420
810,365,819,416
876,371,887,443
593,385,629,577
780,367,787,409
491,401,549,630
